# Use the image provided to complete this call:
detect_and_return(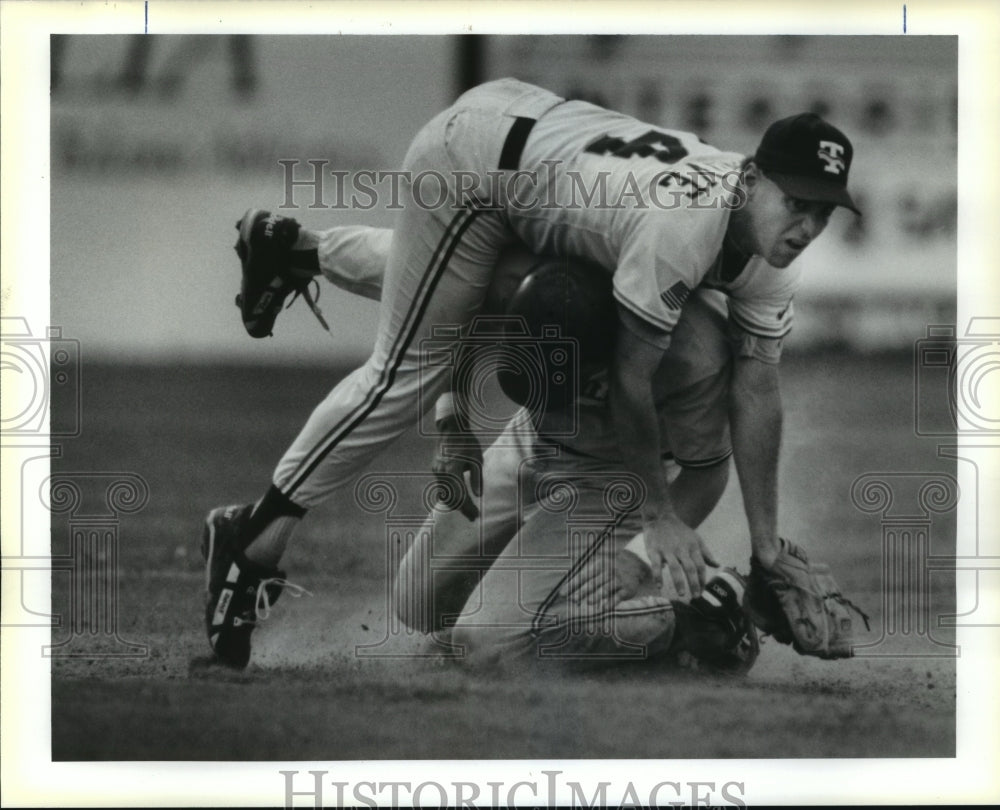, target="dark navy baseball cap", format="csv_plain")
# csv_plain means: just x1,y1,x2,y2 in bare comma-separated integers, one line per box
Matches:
753,113,861,216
